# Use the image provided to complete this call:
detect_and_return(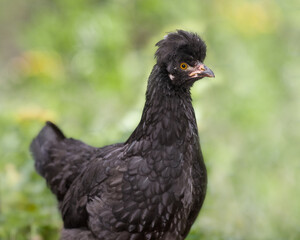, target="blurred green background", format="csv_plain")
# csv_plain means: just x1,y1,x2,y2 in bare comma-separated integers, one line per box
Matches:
0,0,299,239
